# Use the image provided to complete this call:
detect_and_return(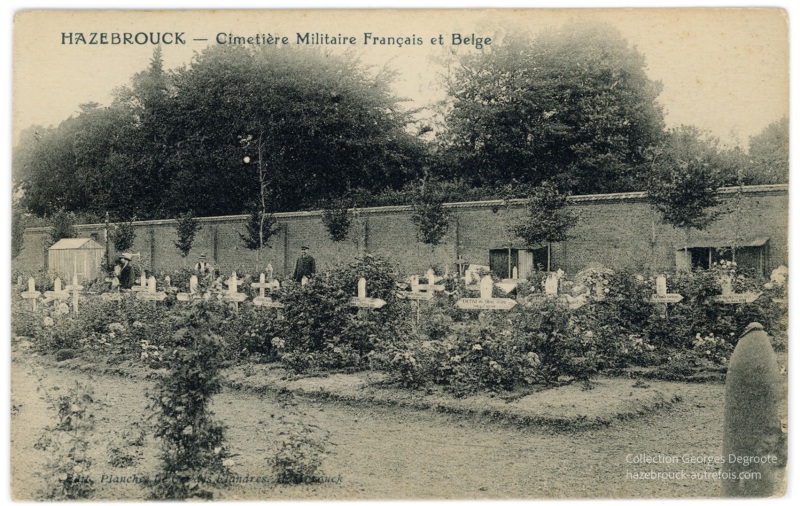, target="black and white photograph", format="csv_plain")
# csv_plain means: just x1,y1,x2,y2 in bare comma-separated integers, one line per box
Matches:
5,5,791,501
